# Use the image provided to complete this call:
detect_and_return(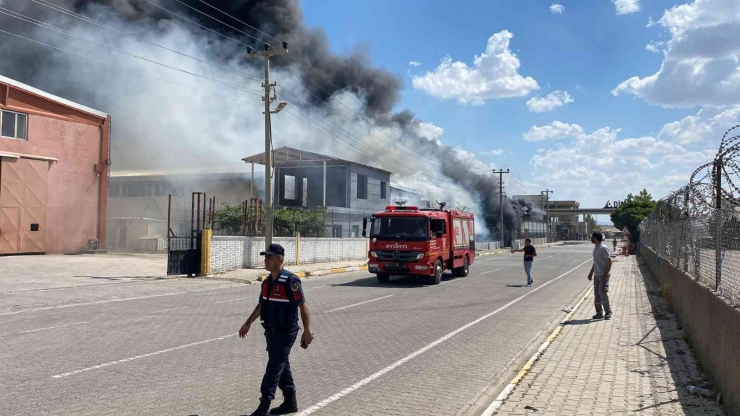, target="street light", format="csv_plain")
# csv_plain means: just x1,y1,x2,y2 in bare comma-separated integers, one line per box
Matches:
272,101,288,114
